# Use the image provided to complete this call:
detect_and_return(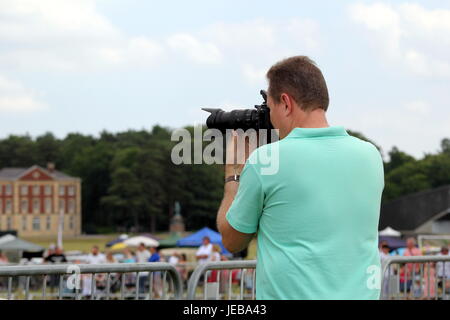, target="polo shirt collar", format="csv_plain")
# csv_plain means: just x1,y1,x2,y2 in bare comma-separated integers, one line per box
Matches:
285,126,349,139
